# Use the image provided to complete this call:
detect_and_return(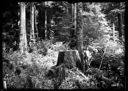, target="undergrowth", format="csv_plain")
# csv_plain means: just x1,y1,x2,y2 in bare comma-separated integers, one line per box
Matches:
2,40,125,89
